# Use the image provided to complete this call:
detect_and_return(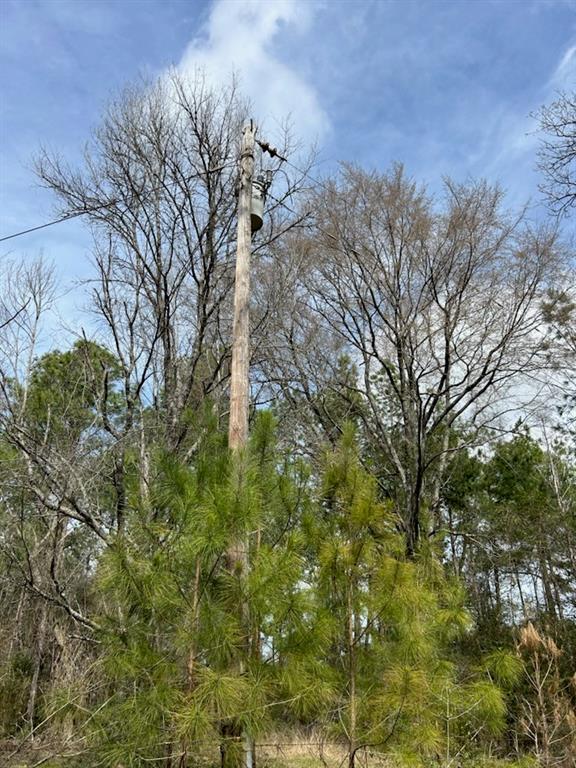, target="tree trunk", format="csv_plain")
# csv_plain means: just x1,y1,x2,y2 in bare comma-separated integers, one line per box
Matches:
7,588,25,659
27,600,48,735
347,577,356,768
406,486,421,558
